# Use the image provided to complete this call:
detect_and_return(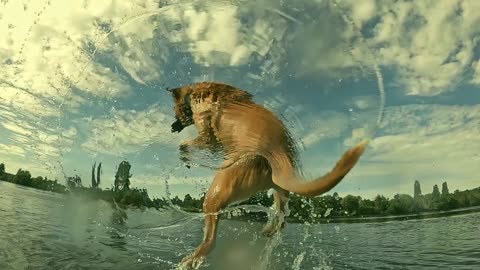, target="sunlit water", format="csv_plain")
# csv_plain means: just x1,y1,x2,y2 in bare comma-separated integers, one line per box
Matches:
1,181,479,270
